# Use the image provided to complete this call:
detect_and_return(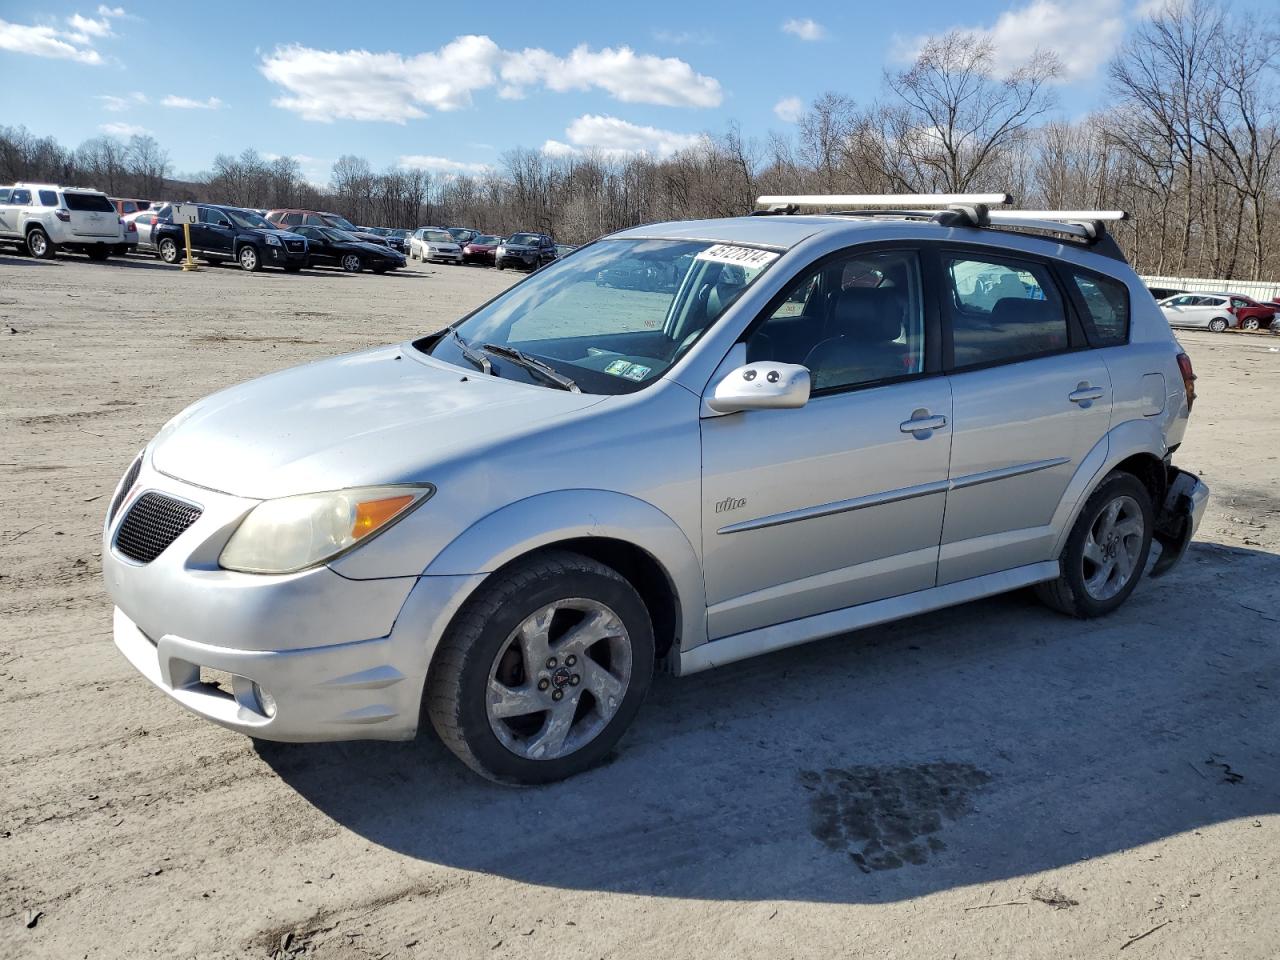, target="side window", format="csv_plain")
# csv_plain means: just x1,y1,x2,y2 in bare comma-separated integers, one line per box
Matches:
1231,298,1247,309
11,189,32,205
39,190,58,206
945,256,1069,368
0,189,10,203
747,249,926,391
1070,271,1129,347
